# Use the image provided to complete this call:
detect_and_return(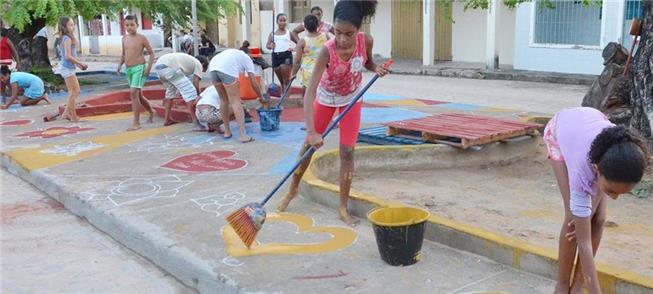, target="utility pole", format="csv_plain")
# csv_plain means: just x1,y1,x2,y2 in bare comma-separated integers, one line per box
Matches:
192,0,199,56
